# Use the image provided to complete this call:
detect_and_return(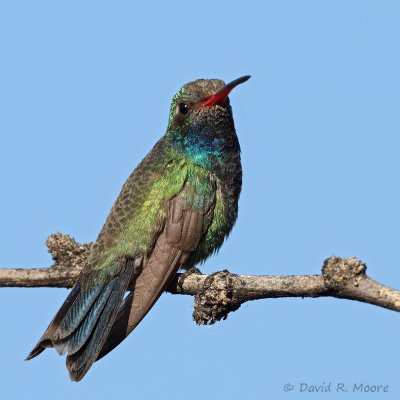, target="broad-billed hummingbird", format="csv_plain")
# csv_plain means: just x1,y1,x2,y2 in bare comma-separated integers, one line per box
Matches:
27,75,250,381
